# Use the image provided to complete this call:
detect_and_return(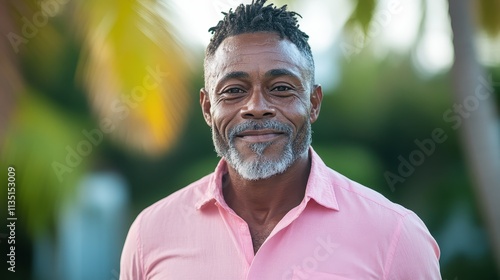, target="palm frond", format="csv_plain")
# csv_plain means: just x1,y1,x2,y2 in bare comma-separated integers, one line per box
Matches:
75,0,193,156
